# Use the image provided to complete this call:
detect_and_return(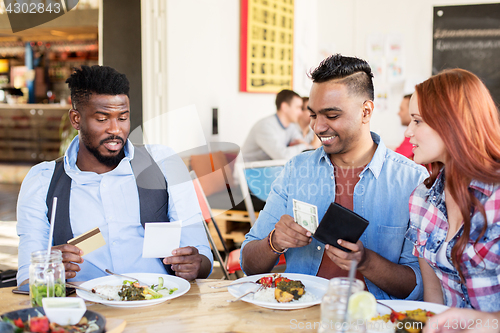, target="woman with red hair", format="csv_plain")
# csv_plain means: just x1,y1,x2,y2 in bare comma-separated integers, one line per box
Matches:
404,68,500,311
